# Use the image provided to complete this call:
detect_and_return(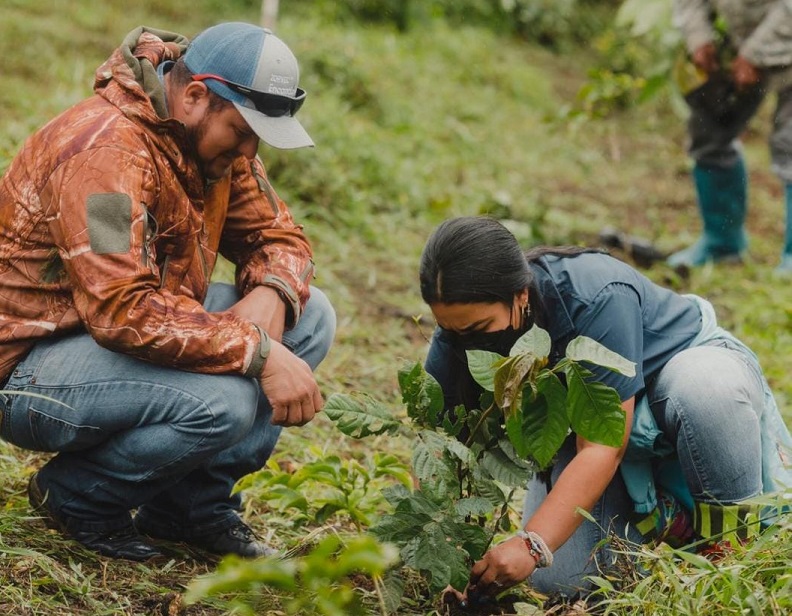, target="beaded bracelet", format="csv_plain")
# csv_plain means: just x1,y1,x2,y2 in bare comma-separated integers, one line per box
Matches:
516,530,553,568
